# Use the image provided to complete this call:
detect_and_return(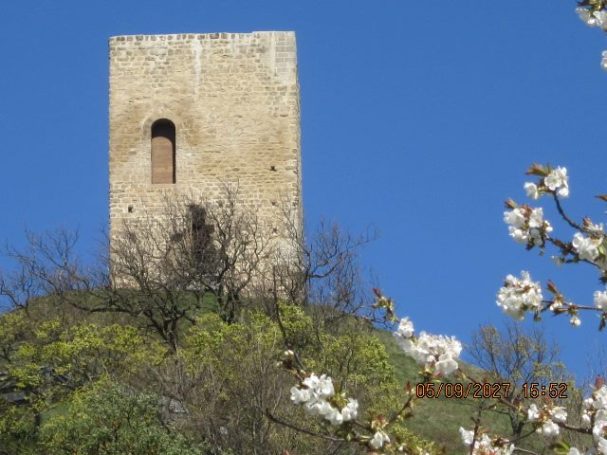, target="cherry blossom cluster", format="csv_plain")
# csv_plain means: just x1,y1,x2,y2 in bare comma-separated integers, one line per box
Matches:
393,316,462,376
577,4,607,29
369,429,391,450
576,384,607,454
503,203,552,247
288,371,407,452
573,232,602,262
496,271,543,320
502,165,575,248
560,384,607,454
576,2,607,70
524,165,570,200
459,427,515,455
570,219,607,269
290,373,359,426
497,270,607,328
526,402,568,437
497,269,584,326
